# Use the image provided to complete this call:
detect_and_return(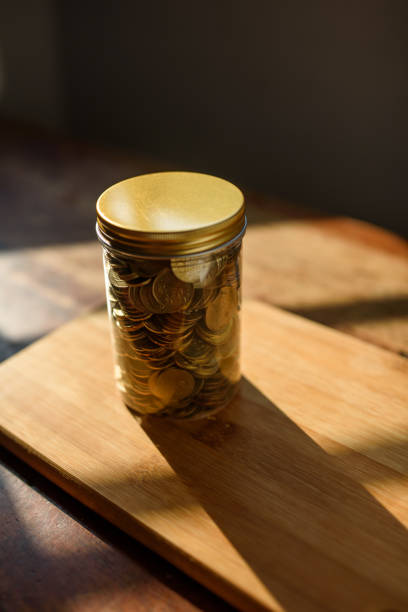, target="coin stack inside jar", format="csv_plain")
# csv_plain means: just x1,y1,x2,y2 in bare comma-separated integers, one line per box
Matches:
97,172,246,419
